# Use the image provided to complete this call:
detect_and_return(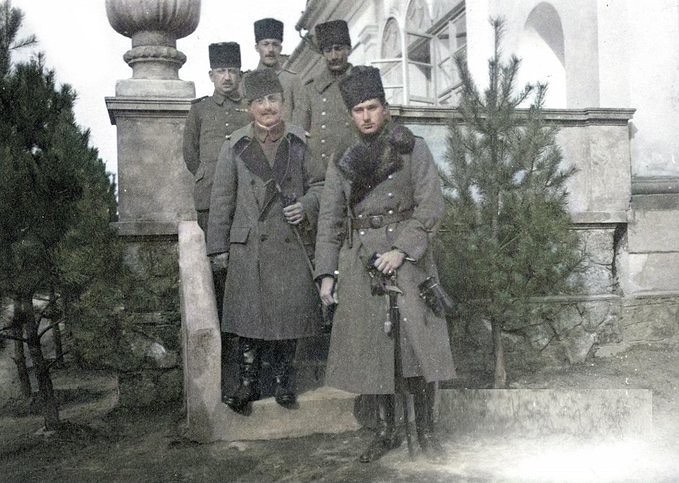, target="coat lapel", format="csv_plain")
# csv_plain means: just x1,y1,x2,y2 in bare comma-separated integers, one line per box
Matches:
237,134,292,219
